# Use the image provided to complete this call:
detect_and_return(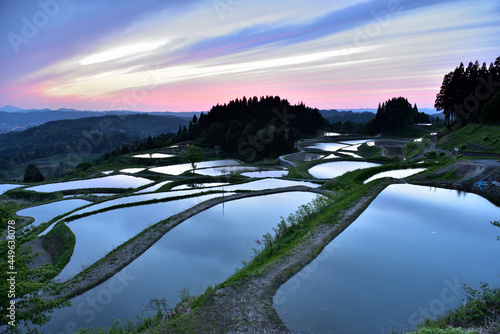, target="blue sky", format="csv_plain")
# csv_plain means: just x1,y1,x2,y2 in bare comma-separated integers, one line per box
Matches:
1,0,499,111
